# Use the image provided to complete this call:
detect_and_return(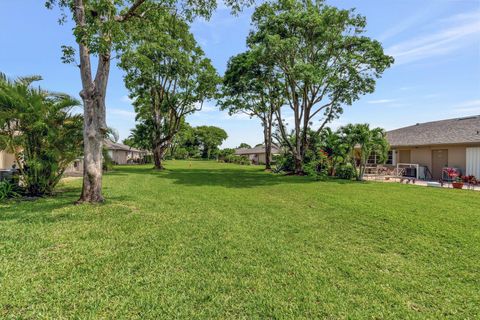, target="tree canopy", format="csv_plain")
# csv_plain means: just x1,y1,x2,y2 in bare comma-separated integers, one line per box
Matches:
120,12,220,169
247,0,393,173
195,126,228,159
